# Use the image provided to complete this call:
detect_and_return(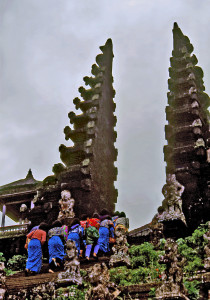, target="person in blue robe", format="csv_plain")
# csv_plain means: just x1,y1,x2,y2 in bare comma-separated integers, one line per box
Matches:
48,220,65,273
67,218,82,256
25,222,48,275
98,214,114,254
